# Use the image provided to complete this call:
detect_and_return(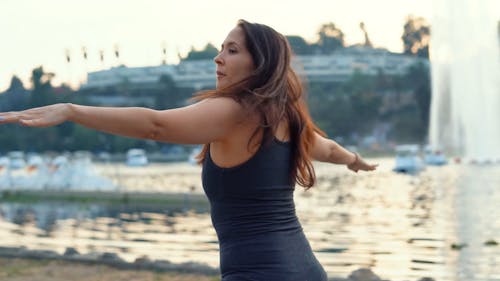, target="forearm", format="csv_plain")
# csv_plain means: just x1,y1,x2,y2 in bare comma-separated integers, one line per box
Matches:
312,133,356,165
311,134,376,172
324,139,357,165
68,104,159,140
